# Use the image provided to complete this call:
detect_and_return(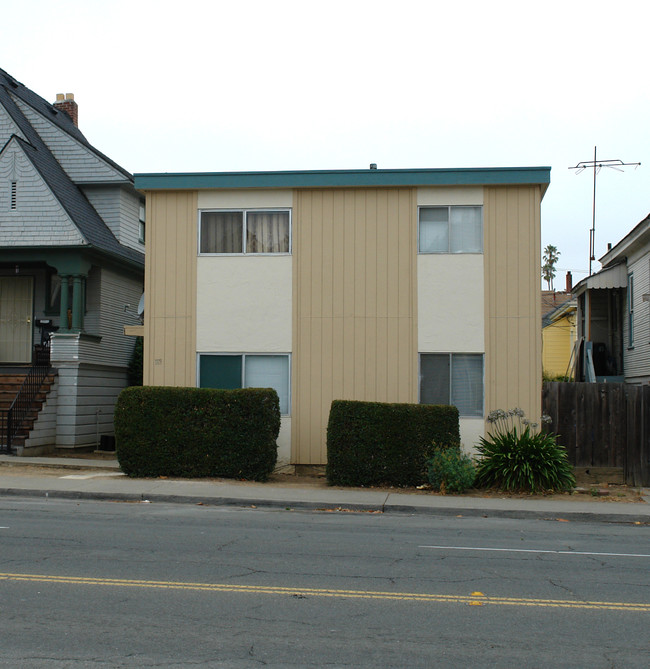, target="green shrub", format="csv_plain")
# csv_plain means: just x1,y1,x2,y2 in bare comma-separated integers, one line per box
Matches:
542,370,572,383
427,446,476,493
474,408,575,493
114,386,280,481
326,400,459,487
